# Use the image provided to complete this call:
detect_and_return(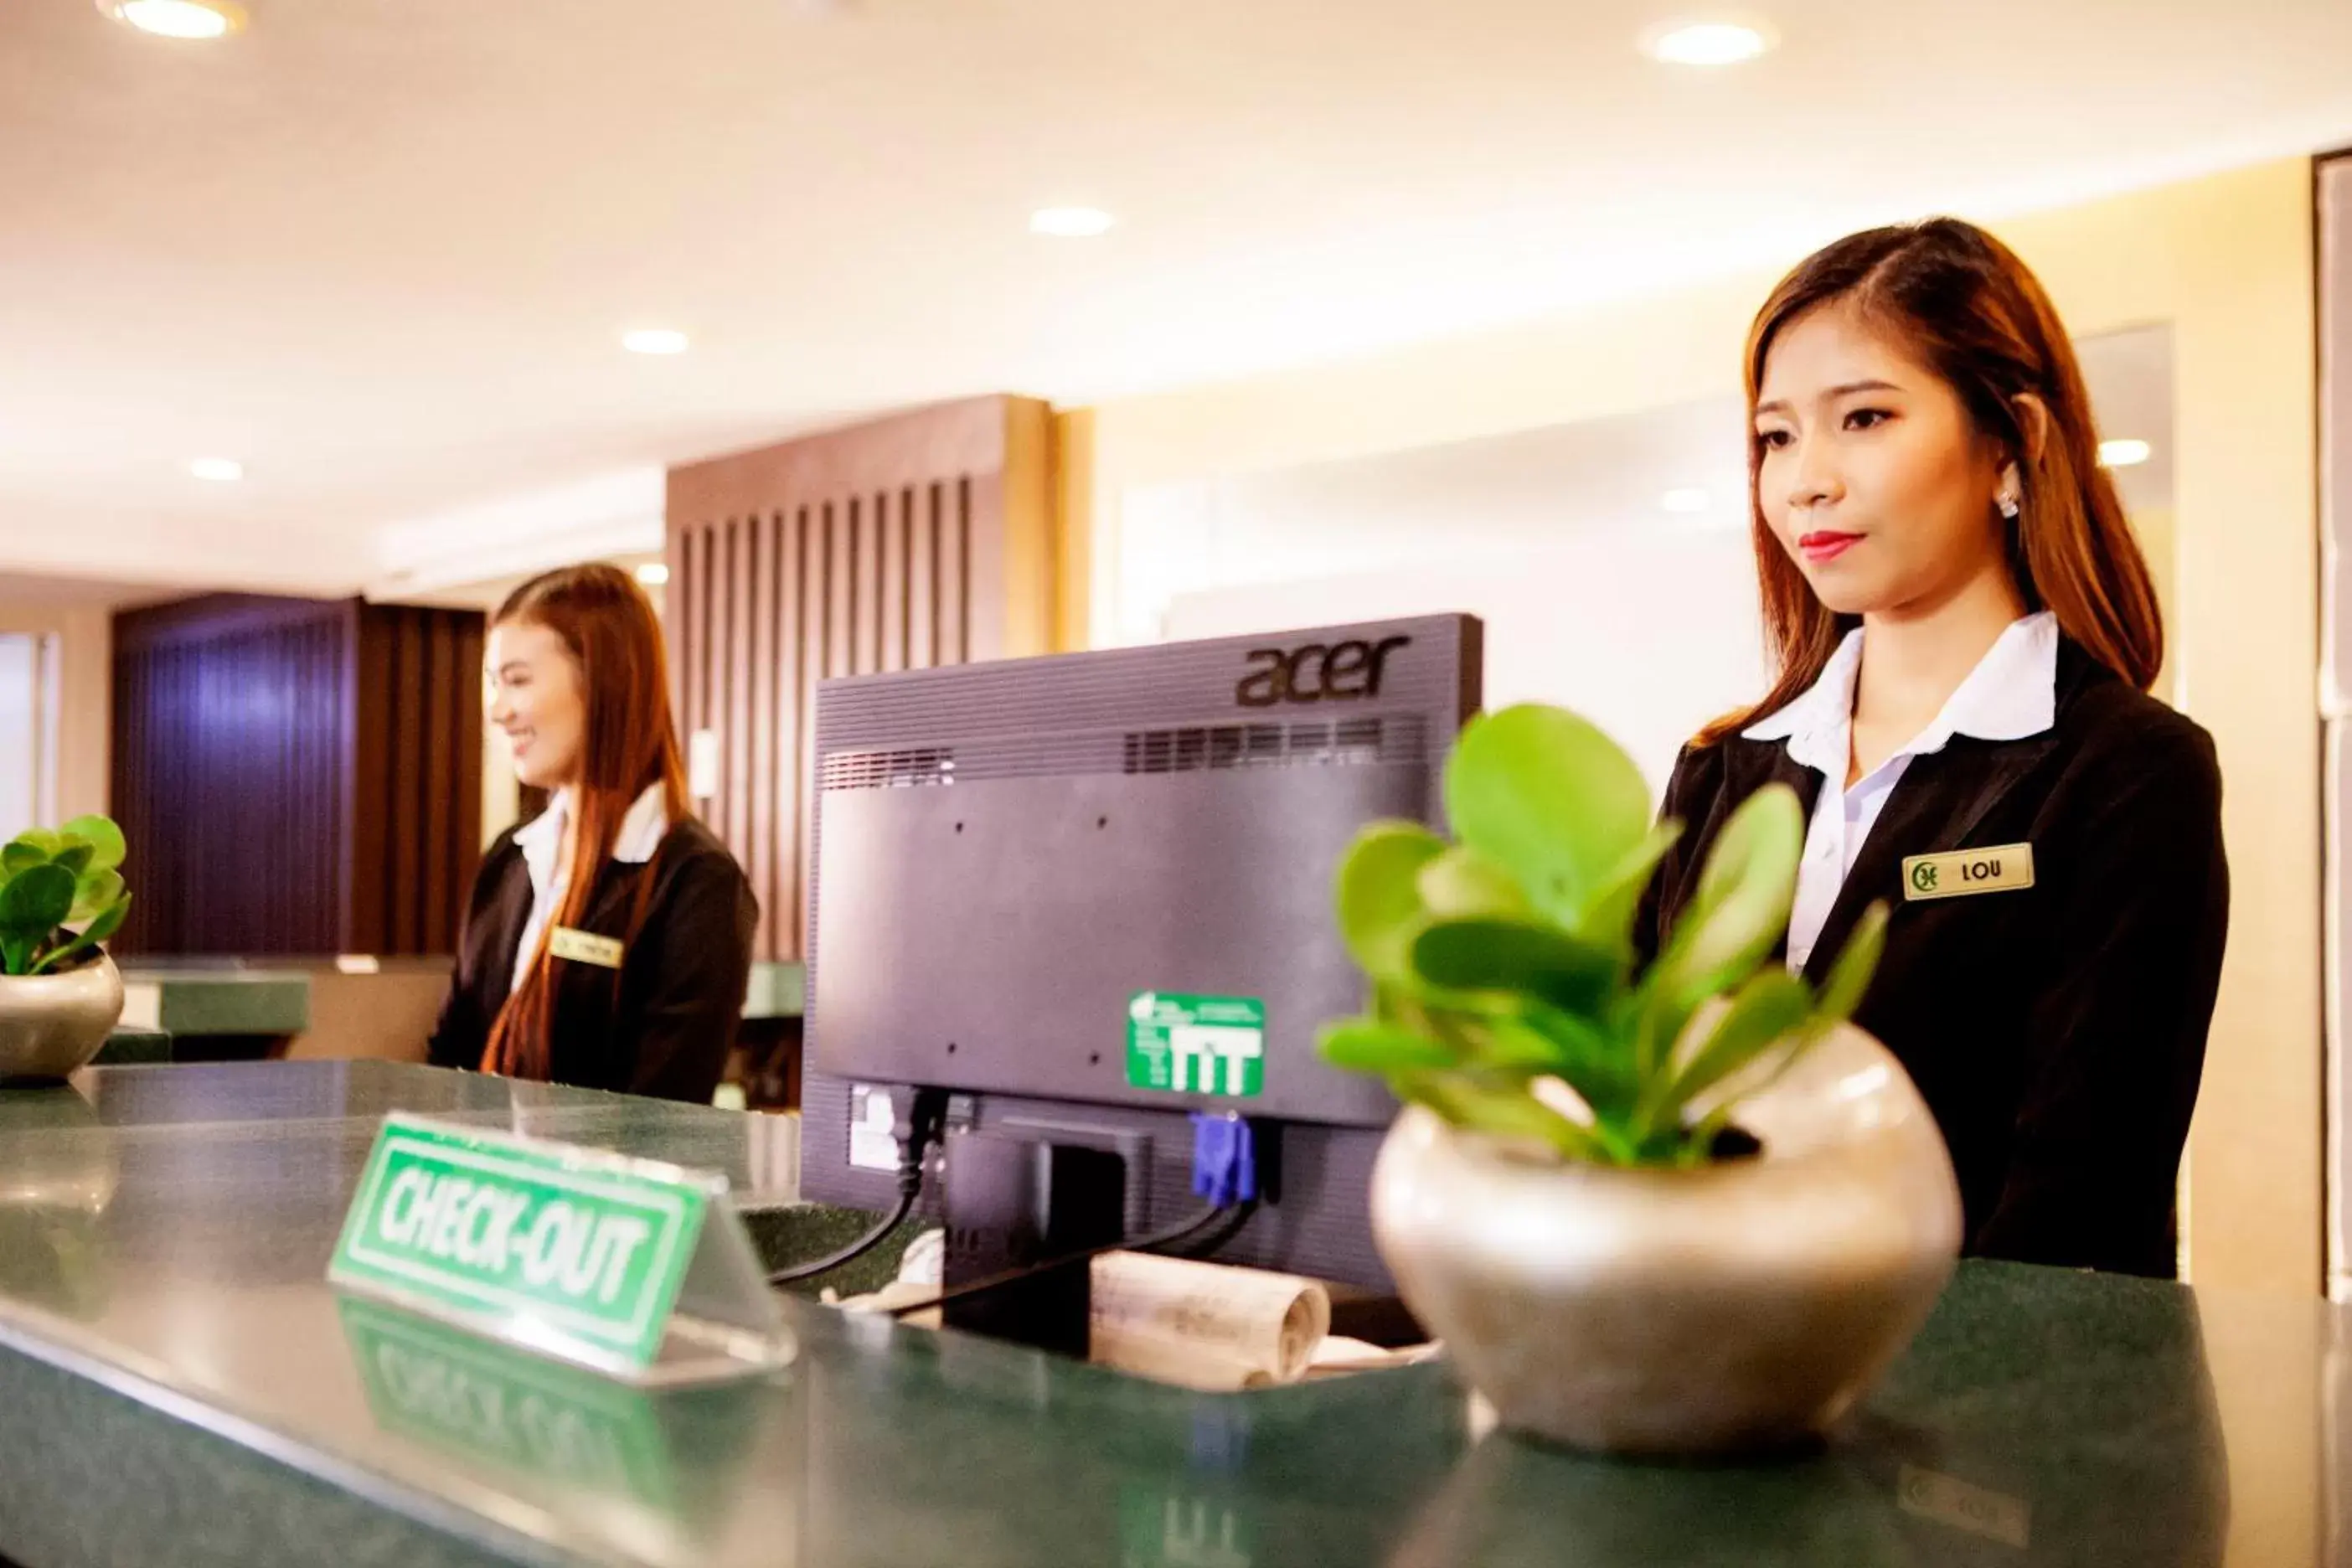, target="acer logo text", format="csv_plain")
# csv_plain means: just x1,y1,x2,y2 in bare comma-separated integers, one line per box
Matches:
1235,637,1411,708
